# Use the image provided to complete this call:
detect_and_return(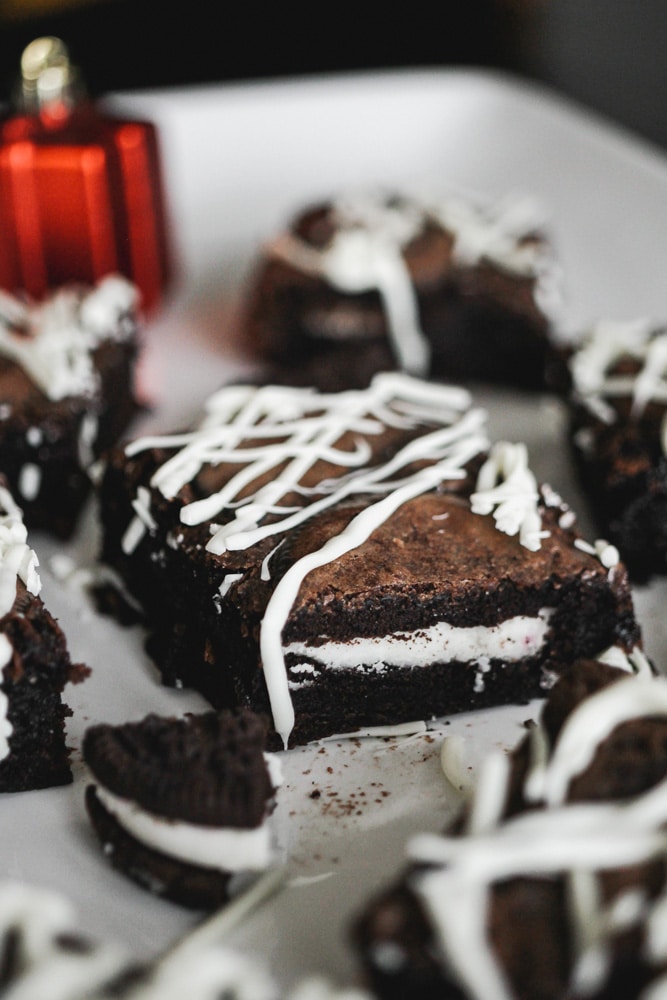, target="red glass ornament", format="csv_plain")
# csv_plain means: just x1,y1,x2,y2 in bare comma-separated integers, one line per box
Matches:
0,37,172,313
